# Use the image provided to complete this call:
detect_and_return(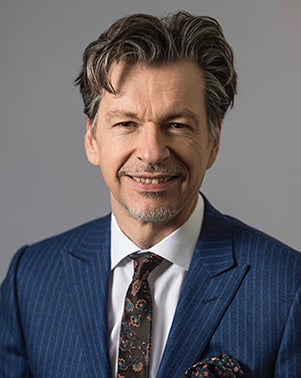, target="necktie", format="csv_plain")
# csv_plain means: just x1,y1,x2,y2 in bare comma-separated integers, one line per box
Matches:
118,252,163,377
